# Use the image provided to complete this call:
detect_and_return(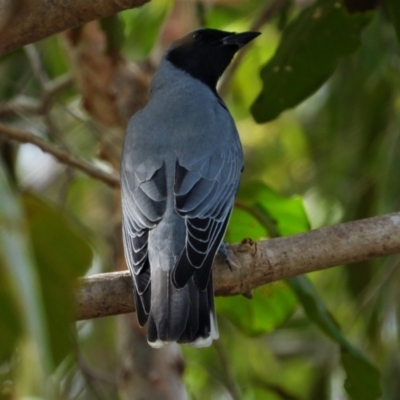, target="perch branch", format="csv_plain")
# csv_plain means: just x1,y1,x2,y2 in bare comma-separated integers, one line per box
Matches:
0,0,149,55
0,122,120,187
76,212,400,320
